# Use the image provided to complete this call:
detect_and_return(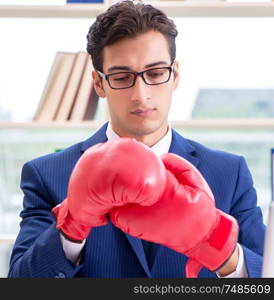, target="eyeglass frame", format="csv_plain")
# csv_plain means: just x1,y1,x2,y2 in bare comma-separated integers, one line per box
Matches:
96,63,174,90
